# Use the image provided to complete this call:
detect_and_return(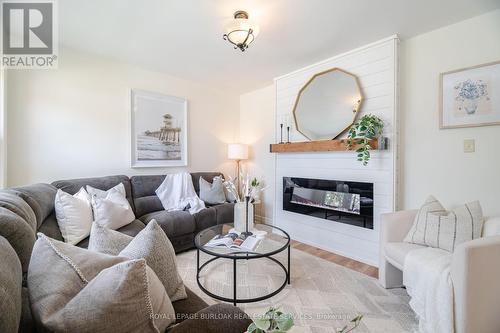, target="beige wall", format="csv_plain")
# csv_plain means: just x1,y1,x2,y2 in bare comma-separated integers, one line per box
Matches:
6,48,239,186
239,85,275,223
400,9,500,216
